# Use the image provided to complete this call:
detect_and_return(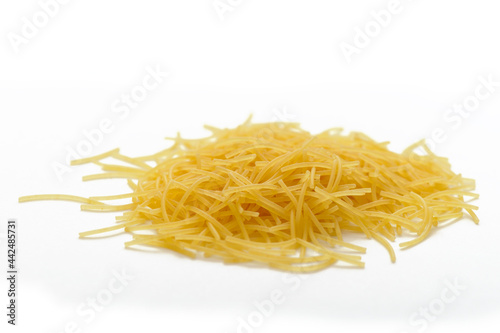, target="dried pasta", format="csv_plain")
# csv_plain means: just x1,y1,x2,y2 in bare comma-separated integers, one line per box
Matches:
19,116,479,271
